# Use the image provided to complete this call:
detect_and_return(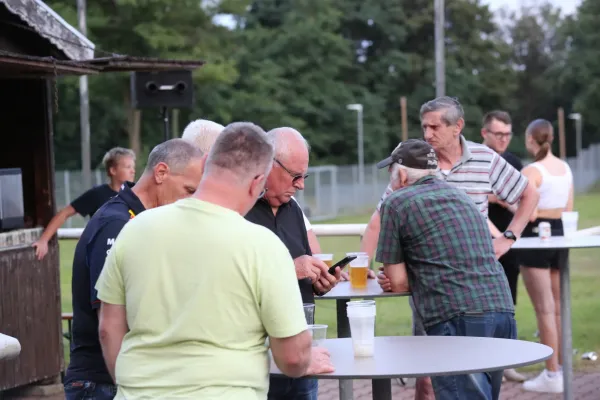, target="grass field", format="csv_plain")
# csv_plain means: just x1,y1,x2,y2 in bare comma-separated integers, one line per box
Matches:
58,188,600,371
